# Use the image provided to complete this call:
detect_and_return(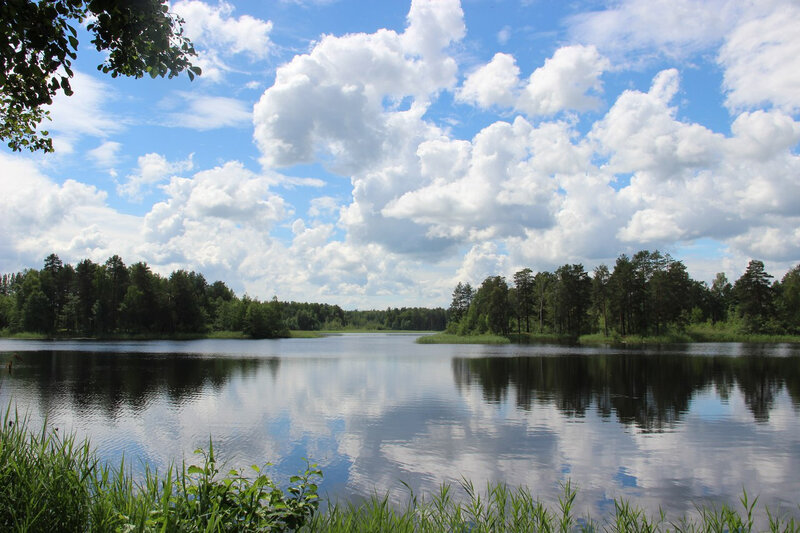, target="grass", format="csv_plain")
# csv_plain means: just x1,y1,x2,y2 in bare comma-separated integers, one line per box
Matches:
508,332,576,344
579,331,695,345
1,409,798,532
579,327,800,345
0,407,322,532
685,323,800,343
0,329,48,340
204,330,250,339
289,330,327,338
416,333,511,344
306,481,800,532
